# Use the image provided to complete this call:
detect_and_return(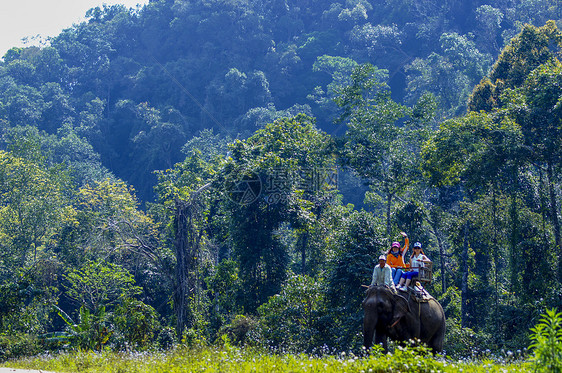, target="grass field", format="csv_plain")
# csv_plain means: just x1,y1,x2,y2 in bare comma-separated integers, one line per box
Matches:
1,344,533,373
